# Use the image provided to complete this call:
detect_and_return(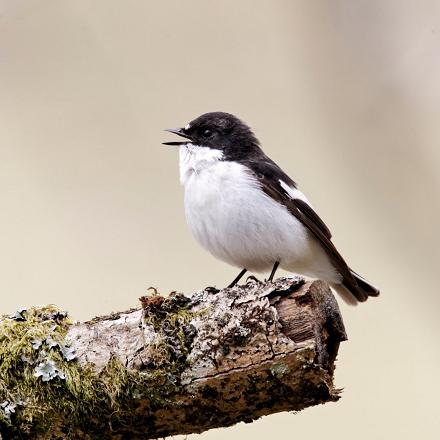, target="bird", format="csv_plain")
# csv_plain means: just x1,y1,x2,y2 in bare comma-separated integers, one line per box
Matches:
163,112,379,305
